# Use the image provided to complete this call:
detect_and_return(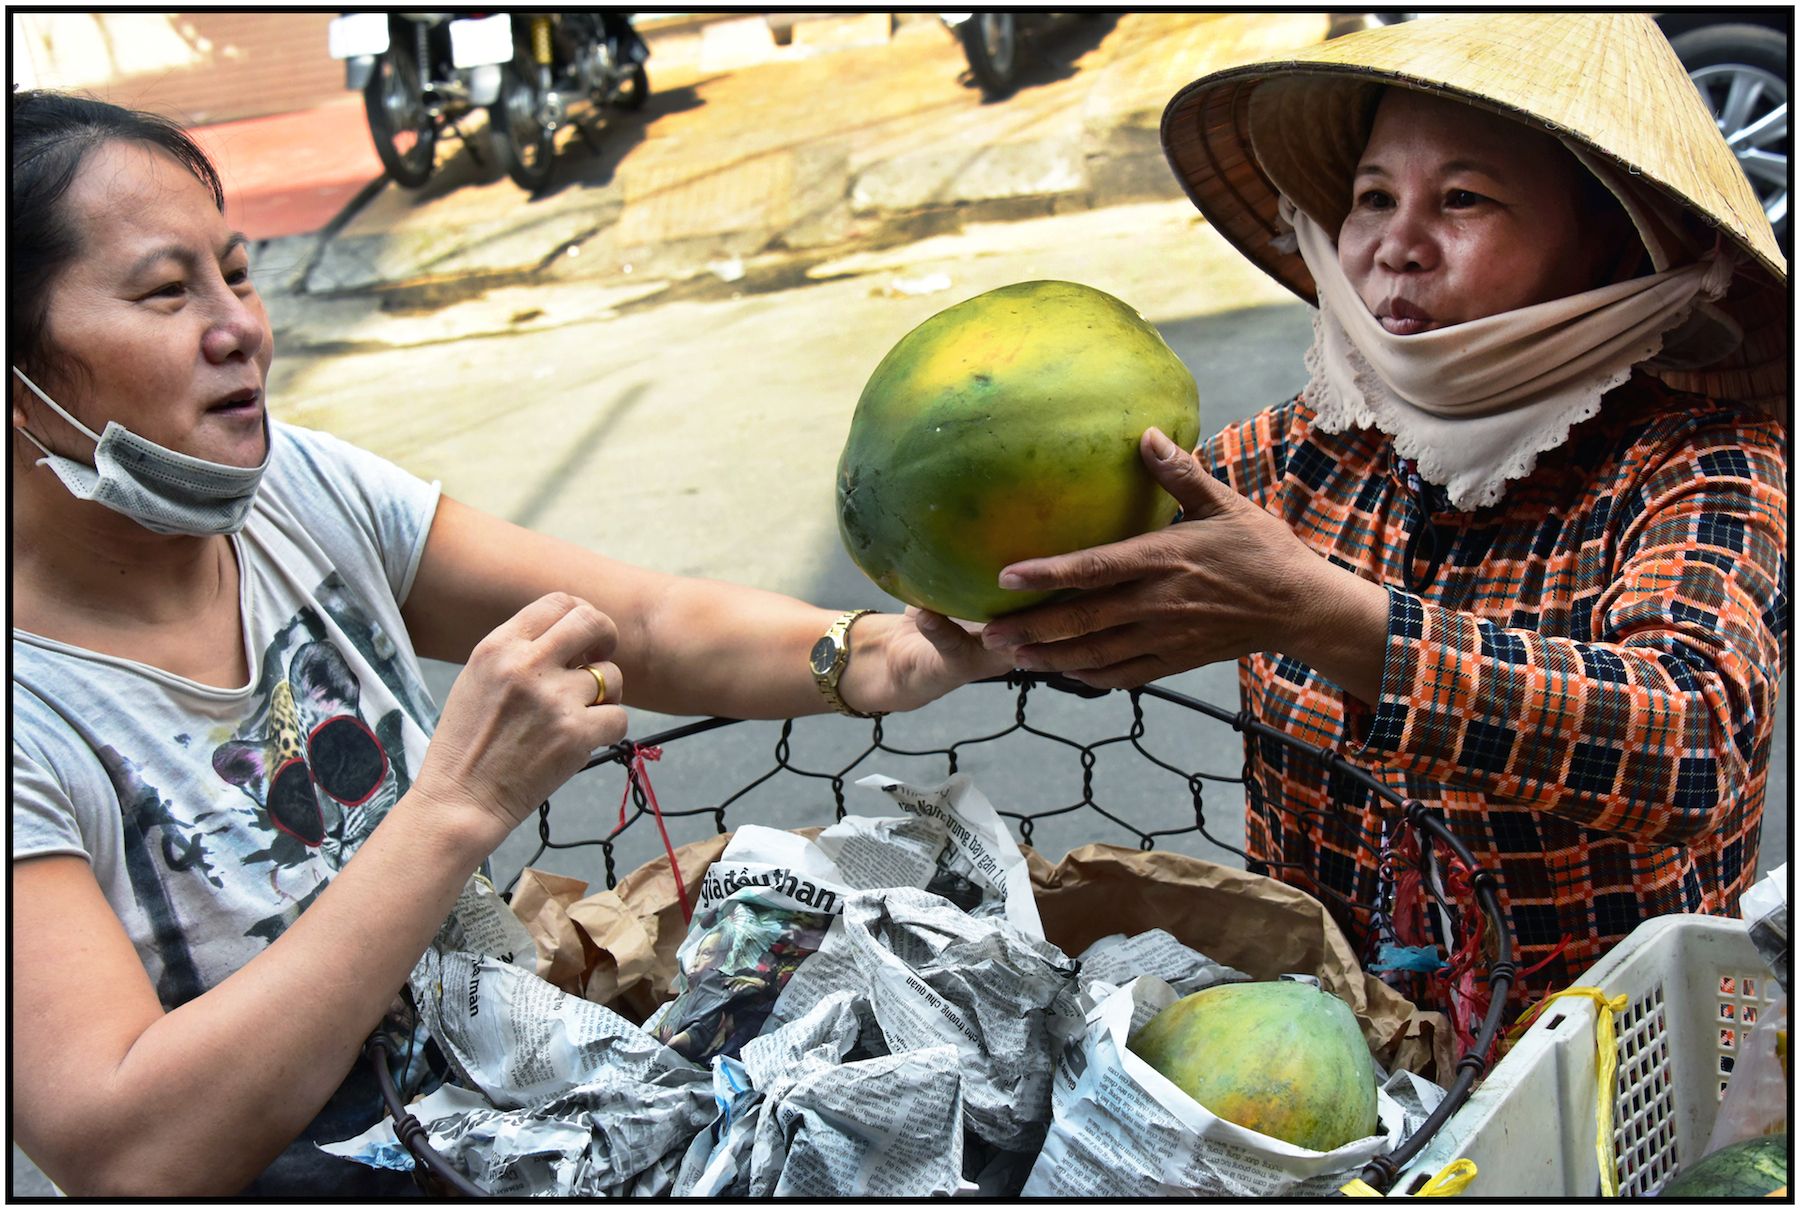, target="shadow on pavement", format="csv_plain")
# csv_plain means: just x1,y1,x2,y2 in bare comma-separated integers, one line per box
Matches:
508,382,652,529
533,83,708,201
